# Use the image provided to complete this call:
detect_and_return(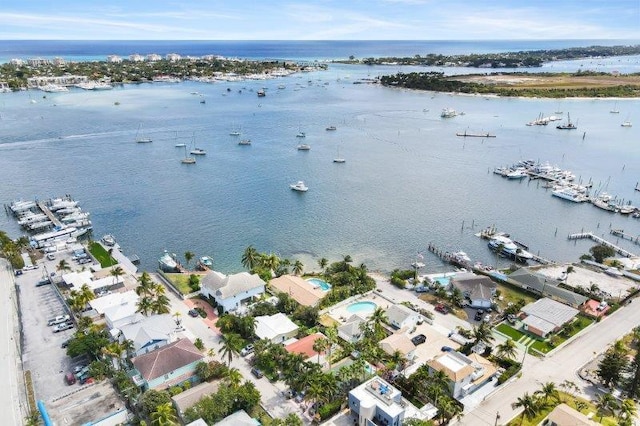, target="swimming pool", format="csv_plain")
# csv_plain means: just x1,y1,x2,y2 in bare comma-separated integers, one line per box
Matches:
346,301,377,314
432,276,451,287
306,277,332,291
